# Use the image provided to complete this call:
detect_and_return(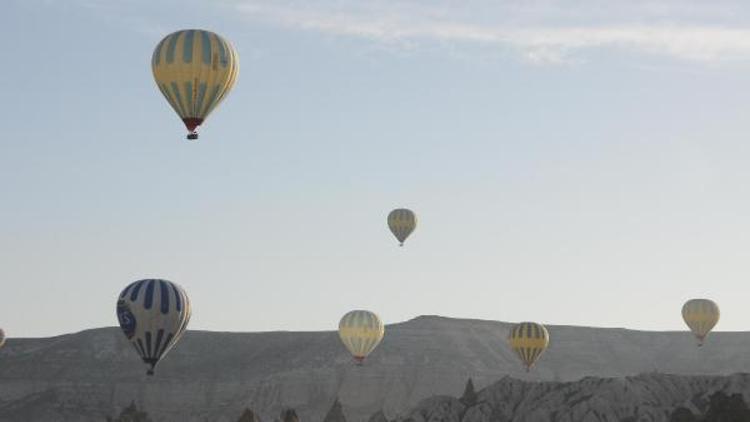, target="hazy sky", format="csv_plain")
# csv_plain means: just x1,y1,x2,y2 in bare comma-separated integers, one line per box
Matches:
4,0,750,337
